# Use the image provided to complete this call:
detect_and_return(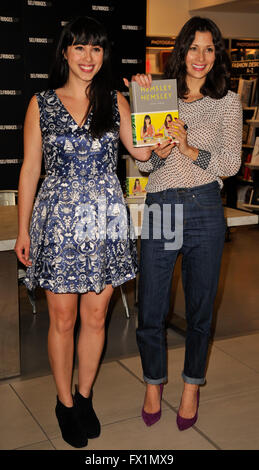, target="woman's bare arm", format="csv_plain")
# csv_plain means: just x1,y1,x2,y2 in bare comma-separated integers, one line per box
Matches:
15,95,42,266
